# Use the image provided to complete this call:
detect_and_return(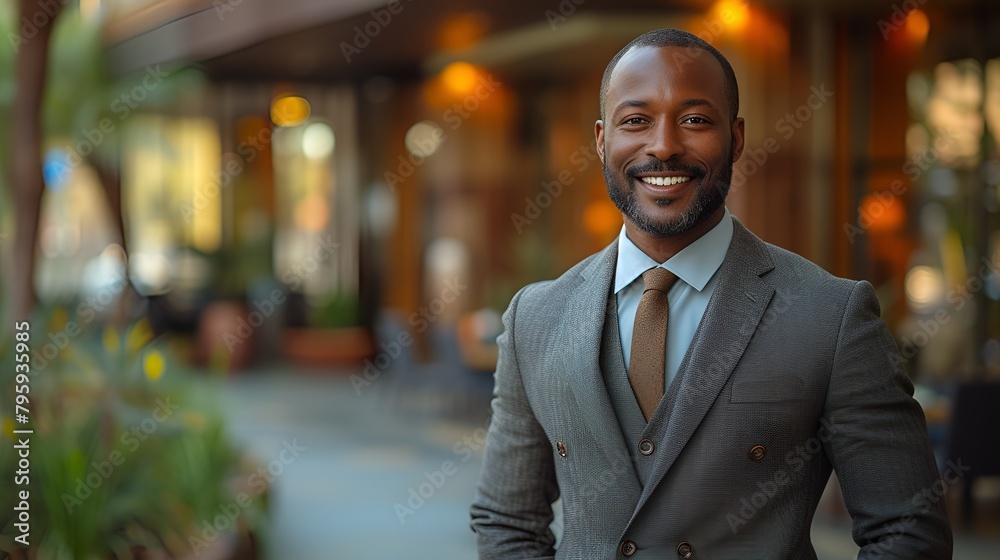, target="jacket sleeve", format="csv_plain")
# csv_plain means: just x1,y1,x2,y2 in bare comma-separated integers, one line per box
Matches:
470,287,560,559
823,280,953,559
